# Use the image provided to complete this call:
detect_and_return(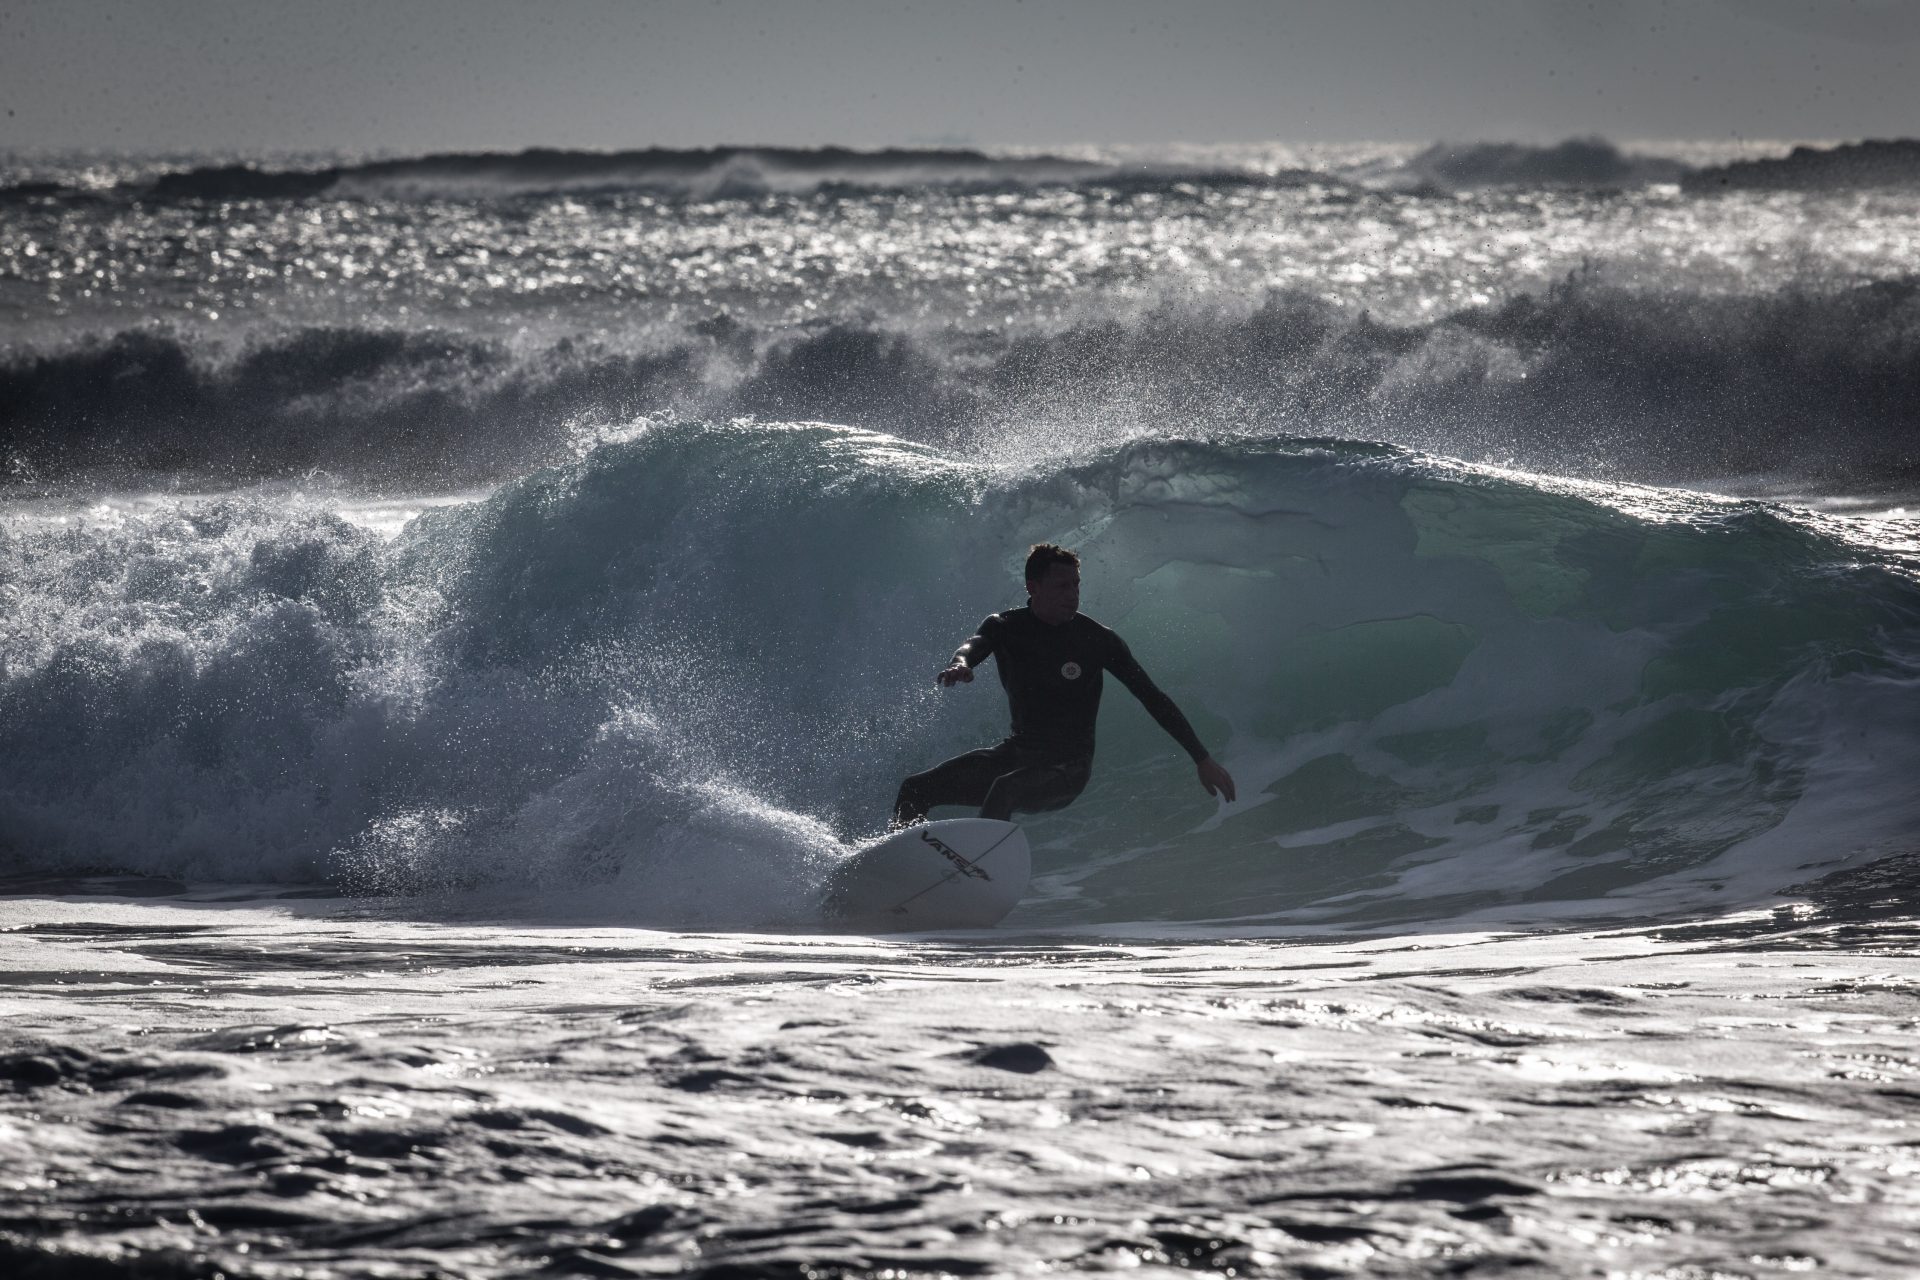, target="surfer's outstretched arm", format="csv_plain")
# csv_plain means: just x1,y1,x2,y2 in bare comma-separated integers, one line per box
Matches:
936,615,1003,687
1105,634,1237,803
